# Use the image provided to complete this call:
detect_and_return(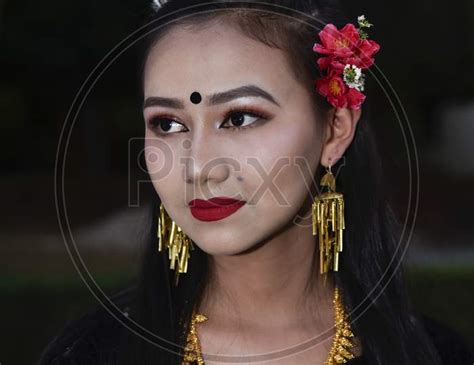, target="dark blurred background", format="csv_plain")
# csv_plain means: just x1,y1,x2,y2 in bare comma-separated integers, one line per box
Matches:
1,0,473,363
